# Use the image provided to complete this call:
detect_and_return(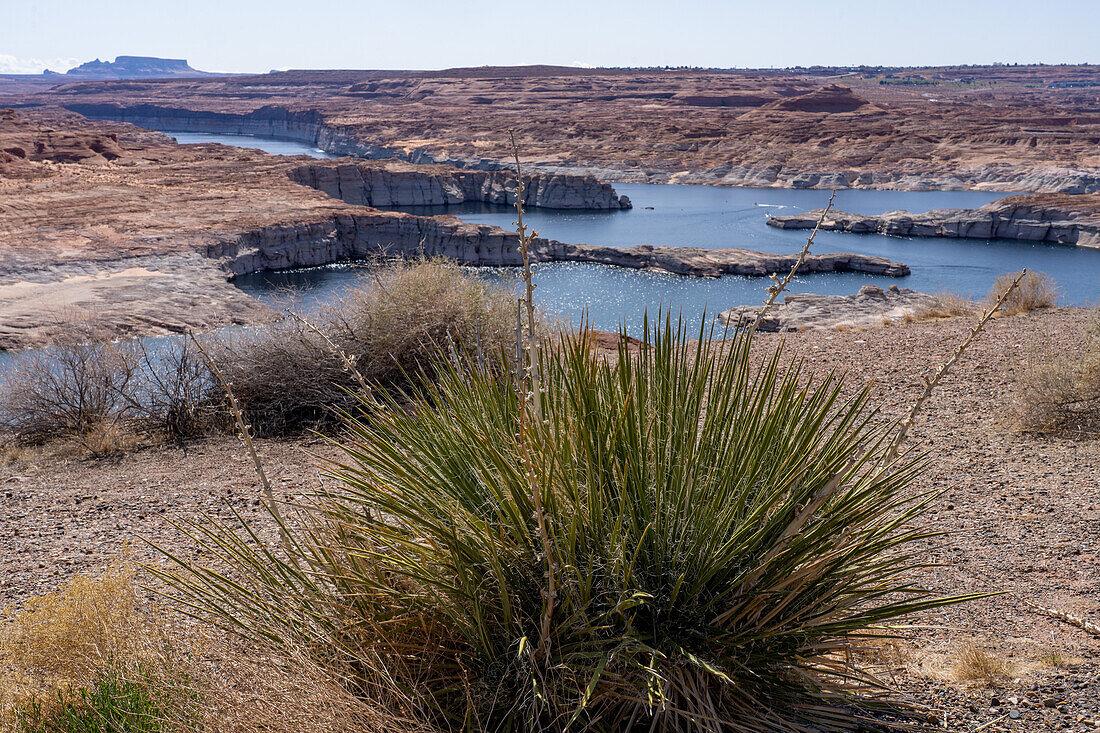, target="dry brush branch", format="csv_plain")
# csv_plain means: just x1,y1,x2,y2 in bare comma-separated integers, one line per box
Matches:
750,189,837,332
510,130,556,663
885,269,1027,464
